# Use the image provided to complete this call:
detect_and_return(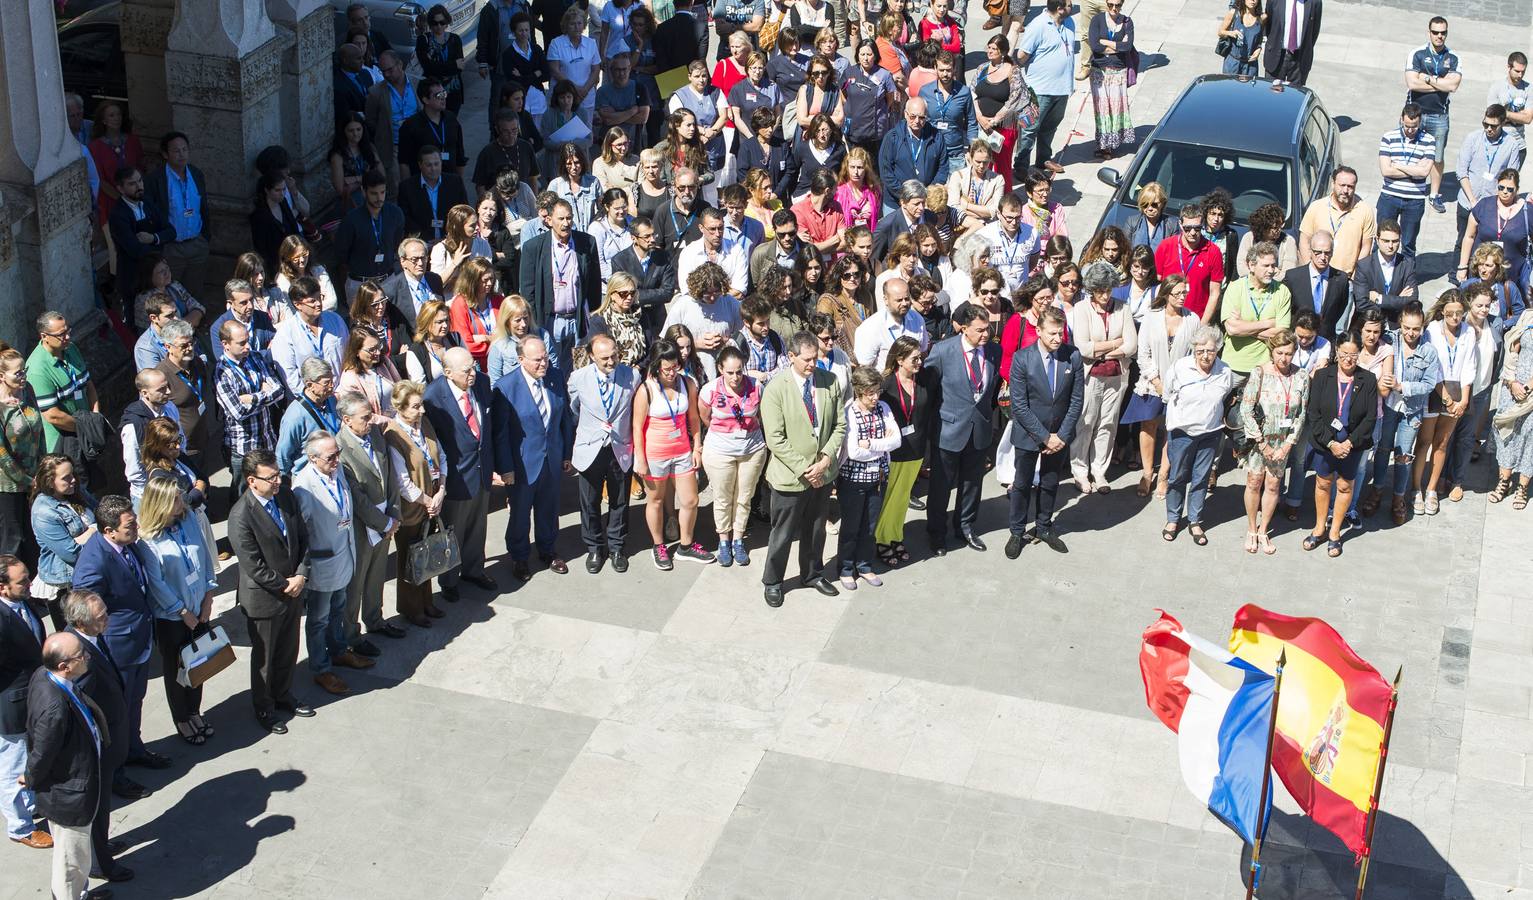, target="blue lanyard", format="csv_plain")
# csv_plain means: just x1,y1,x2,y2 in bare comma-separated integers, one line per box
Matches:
46,671,100,748
301,321,326,359
178,370,203,405
321,473,349,521
670,206,697,240
426,115,446,148
370,213,385,251
657,380,684,433
303,397,339,431
227,357,260,392
173,518,199,584
405,424,445,475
